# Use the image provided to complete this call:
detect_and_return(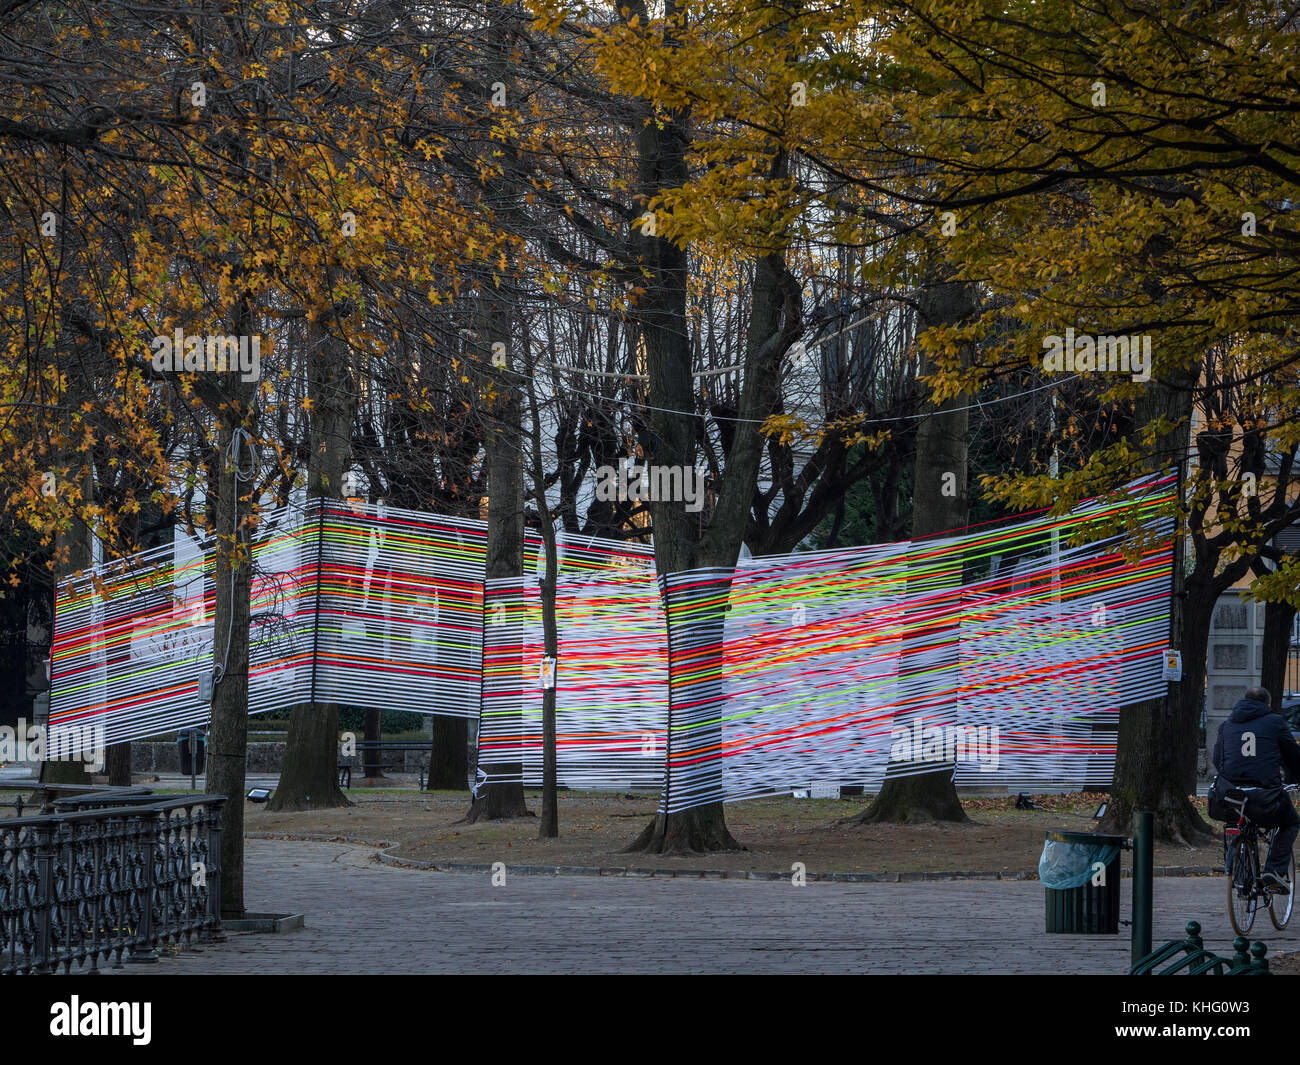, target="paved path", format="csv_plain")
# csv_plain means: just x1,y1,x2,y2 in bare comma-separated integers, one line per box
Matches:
106,839,1300,975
